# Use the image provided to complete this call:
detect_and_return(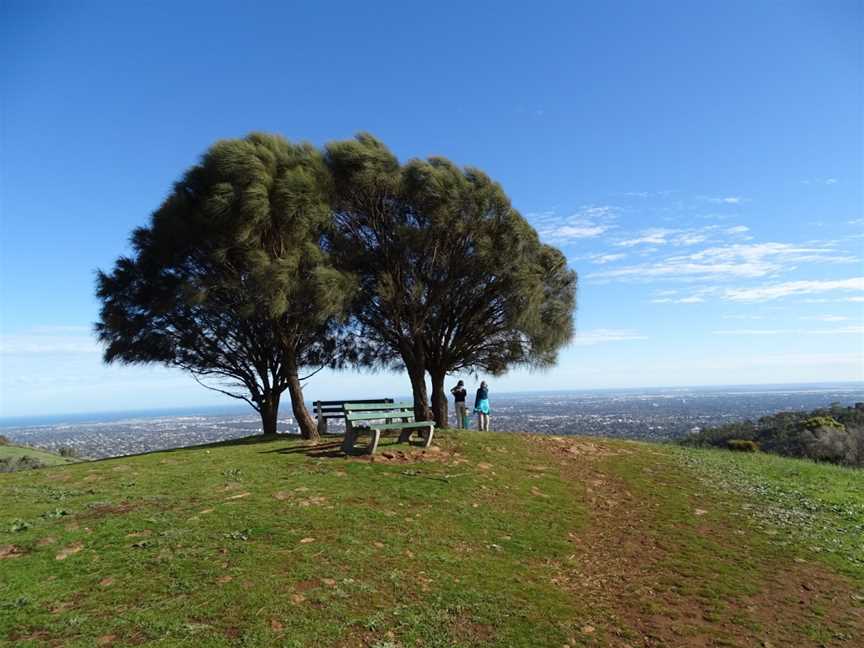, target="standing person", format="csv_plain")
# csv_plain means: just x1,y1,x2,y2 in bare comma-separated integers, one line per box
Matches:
450,380,467,428
473,381,491,431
